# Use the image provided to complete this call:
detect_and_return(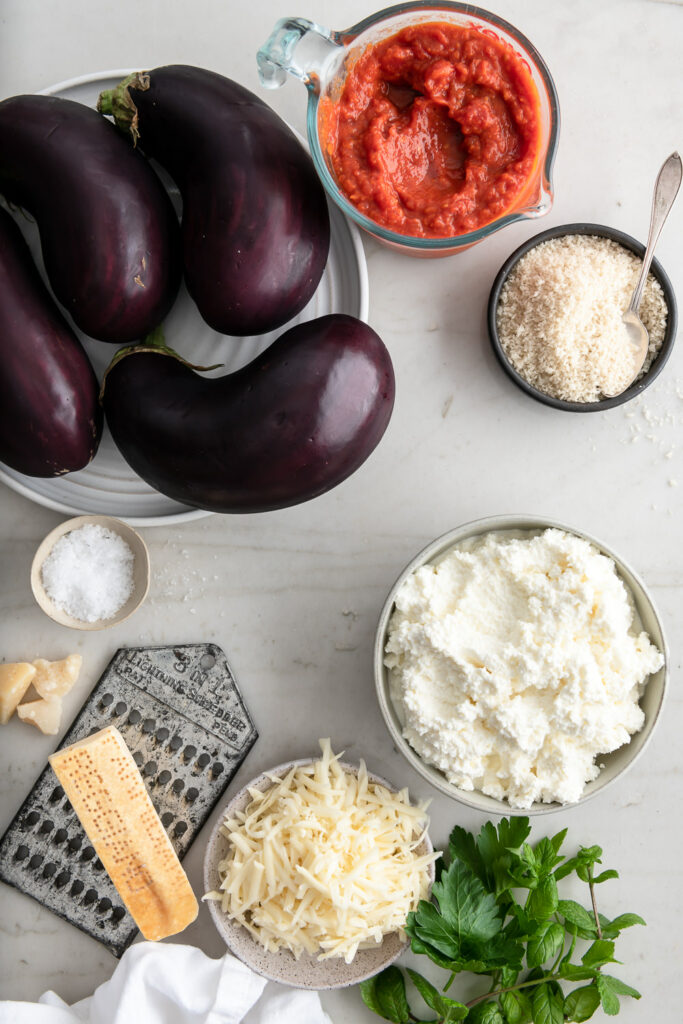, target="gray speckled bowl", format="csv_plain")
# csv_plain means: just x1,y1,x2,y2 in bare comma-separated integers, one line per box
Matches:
374,514,669,816
203,757,434,989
